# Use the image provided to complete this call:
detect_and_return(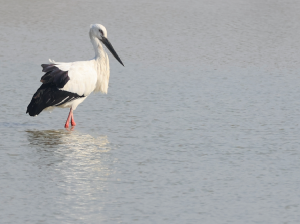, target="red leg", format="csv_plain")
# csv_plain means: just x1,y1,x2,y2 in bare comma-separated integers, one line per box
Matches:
71,110,76,126
64,108,73,129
